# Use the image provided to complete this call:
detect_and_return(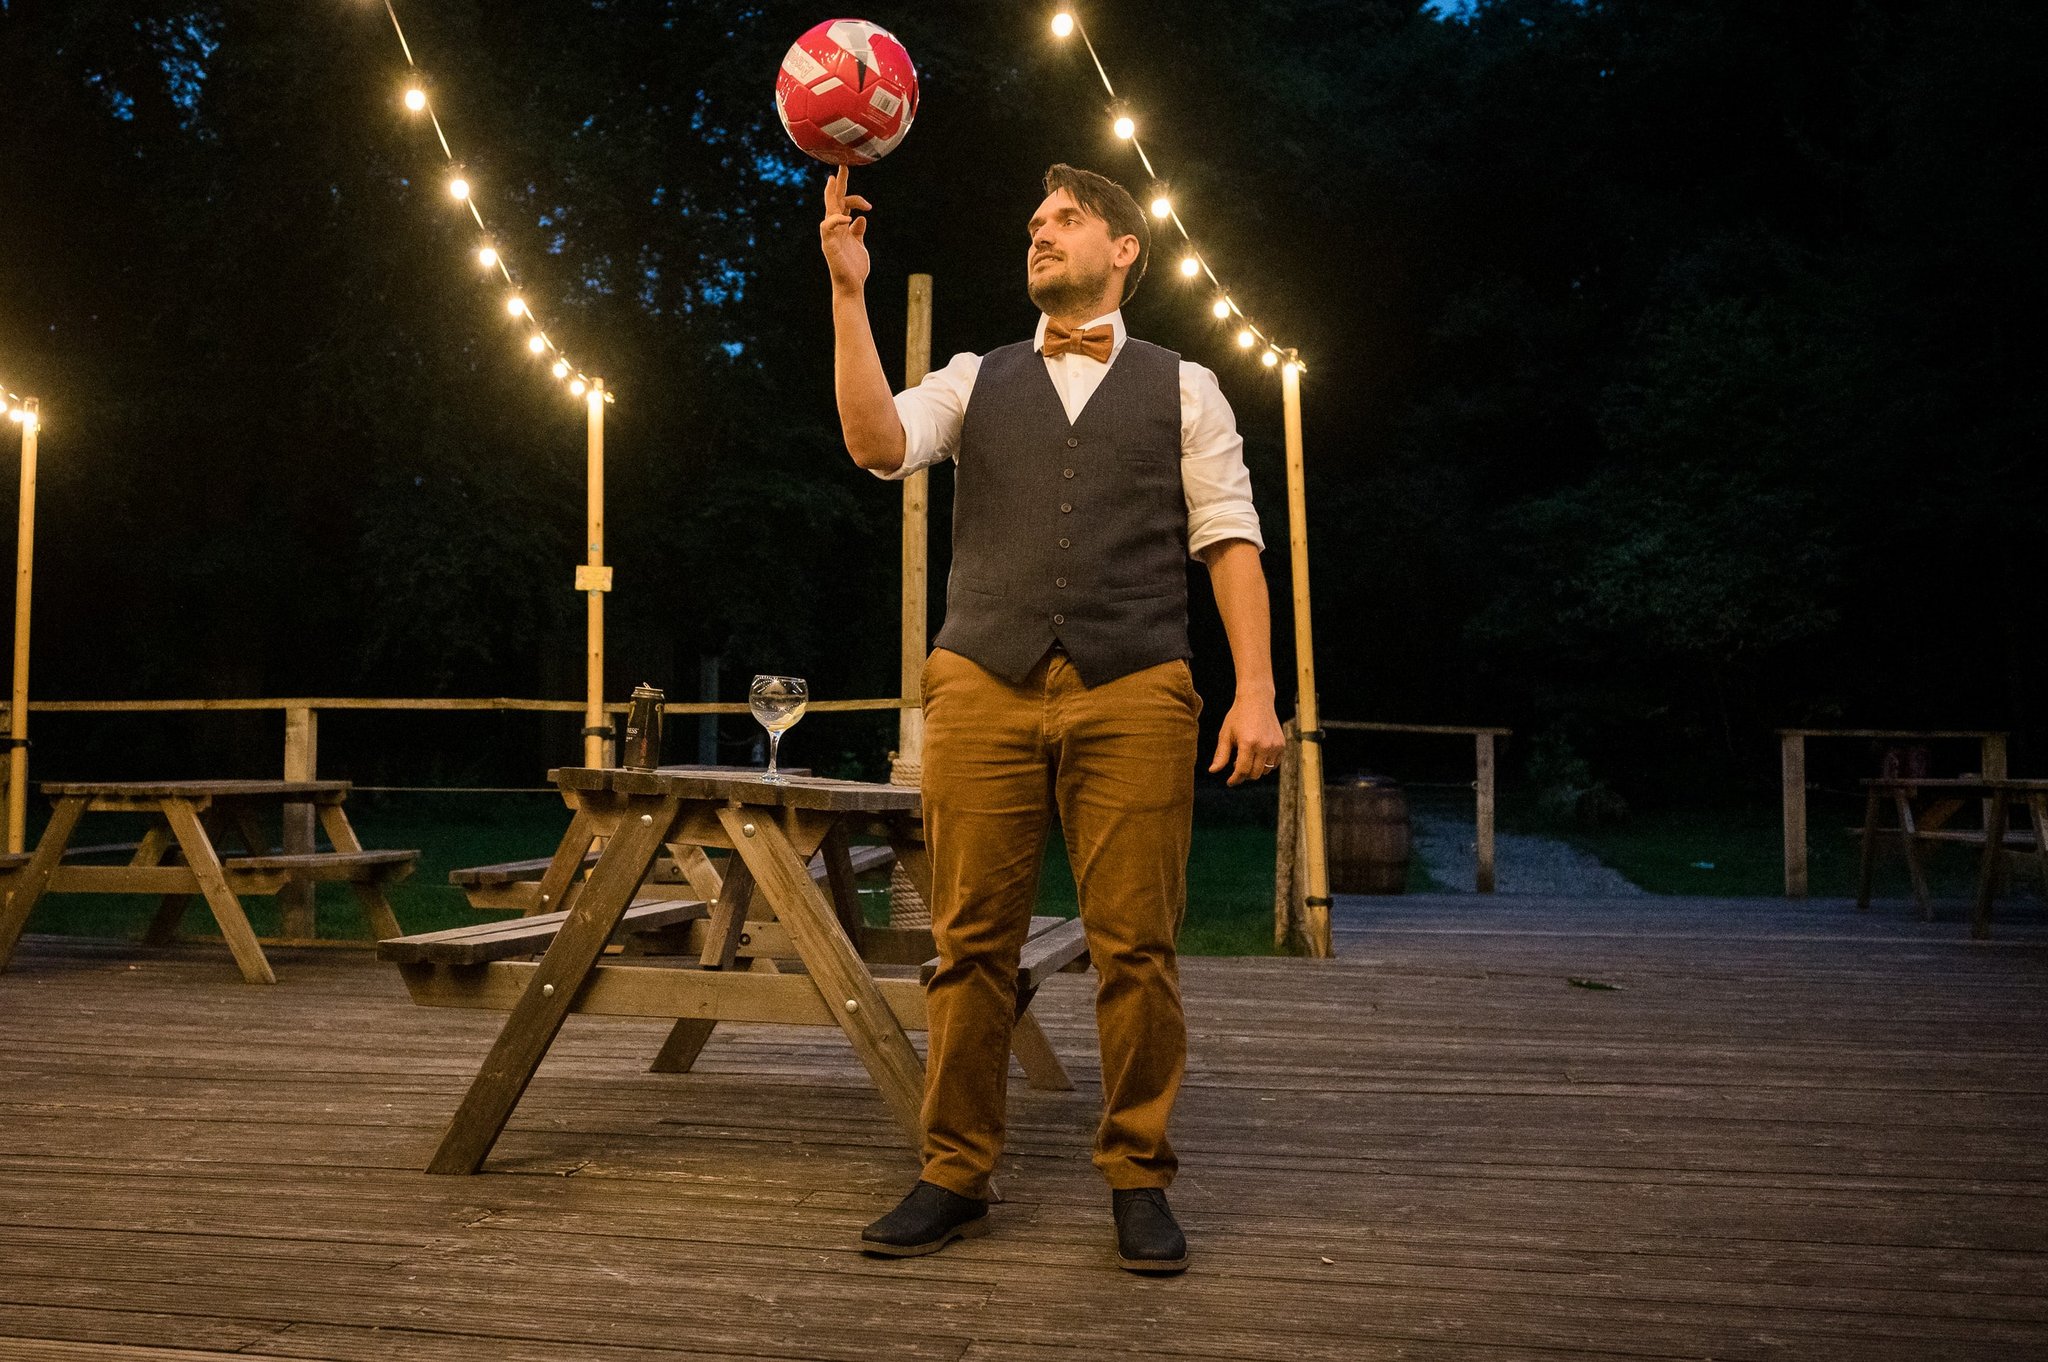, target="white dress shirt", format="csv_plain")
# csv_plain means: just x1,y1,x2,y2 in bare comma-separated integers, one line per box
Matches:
879,309,1266,559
